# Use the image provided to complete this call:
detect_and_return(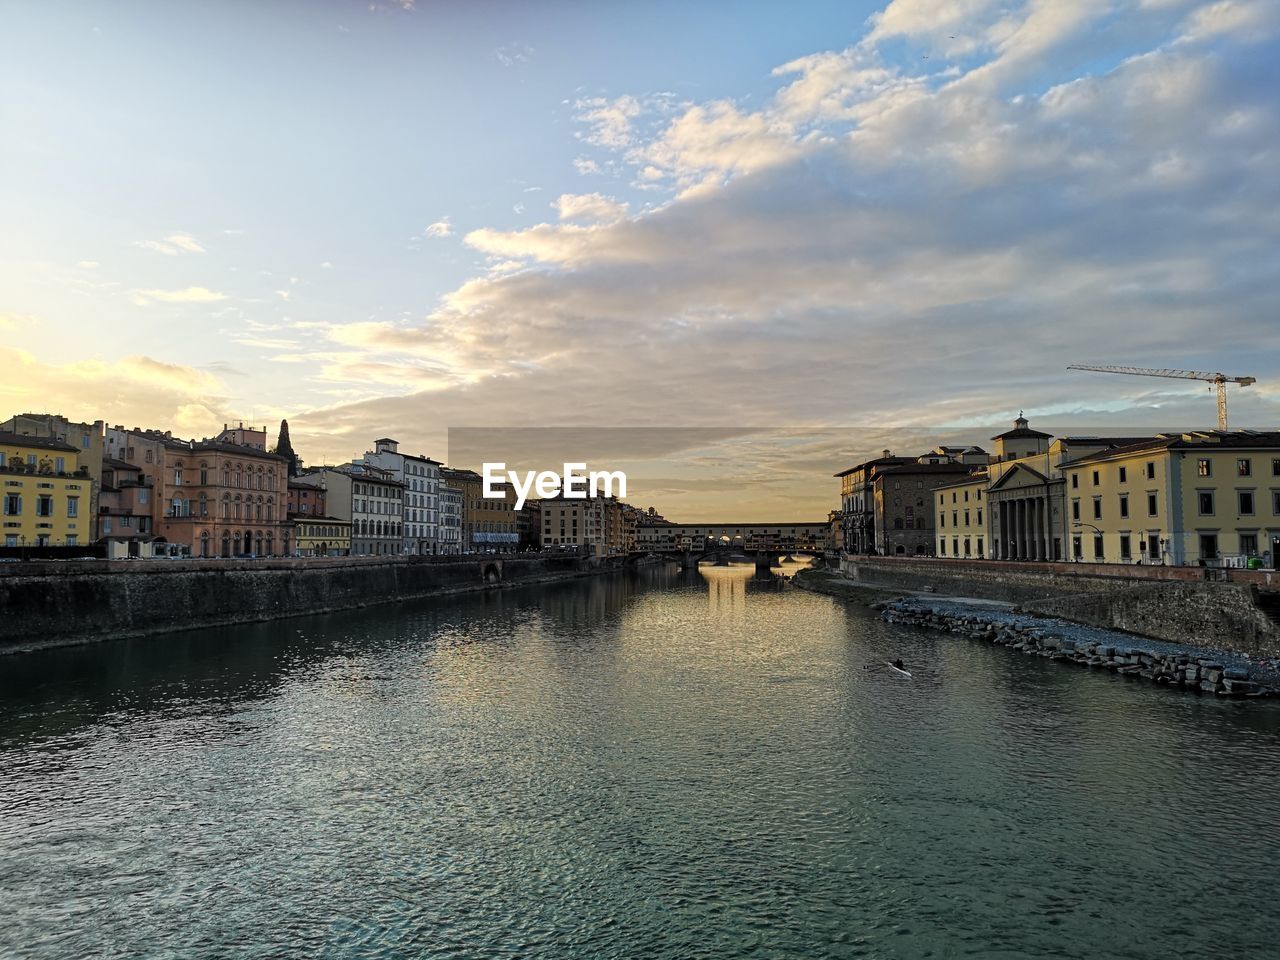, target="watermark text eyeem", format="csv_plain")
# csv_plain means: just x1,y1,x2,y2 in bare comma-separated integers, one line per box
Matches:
483,462,627,510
